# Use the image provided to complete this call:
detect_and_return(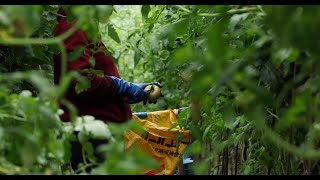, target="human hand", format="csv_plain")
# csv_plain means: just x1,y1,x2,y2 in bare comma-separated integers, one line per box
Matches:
141,82,164,105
